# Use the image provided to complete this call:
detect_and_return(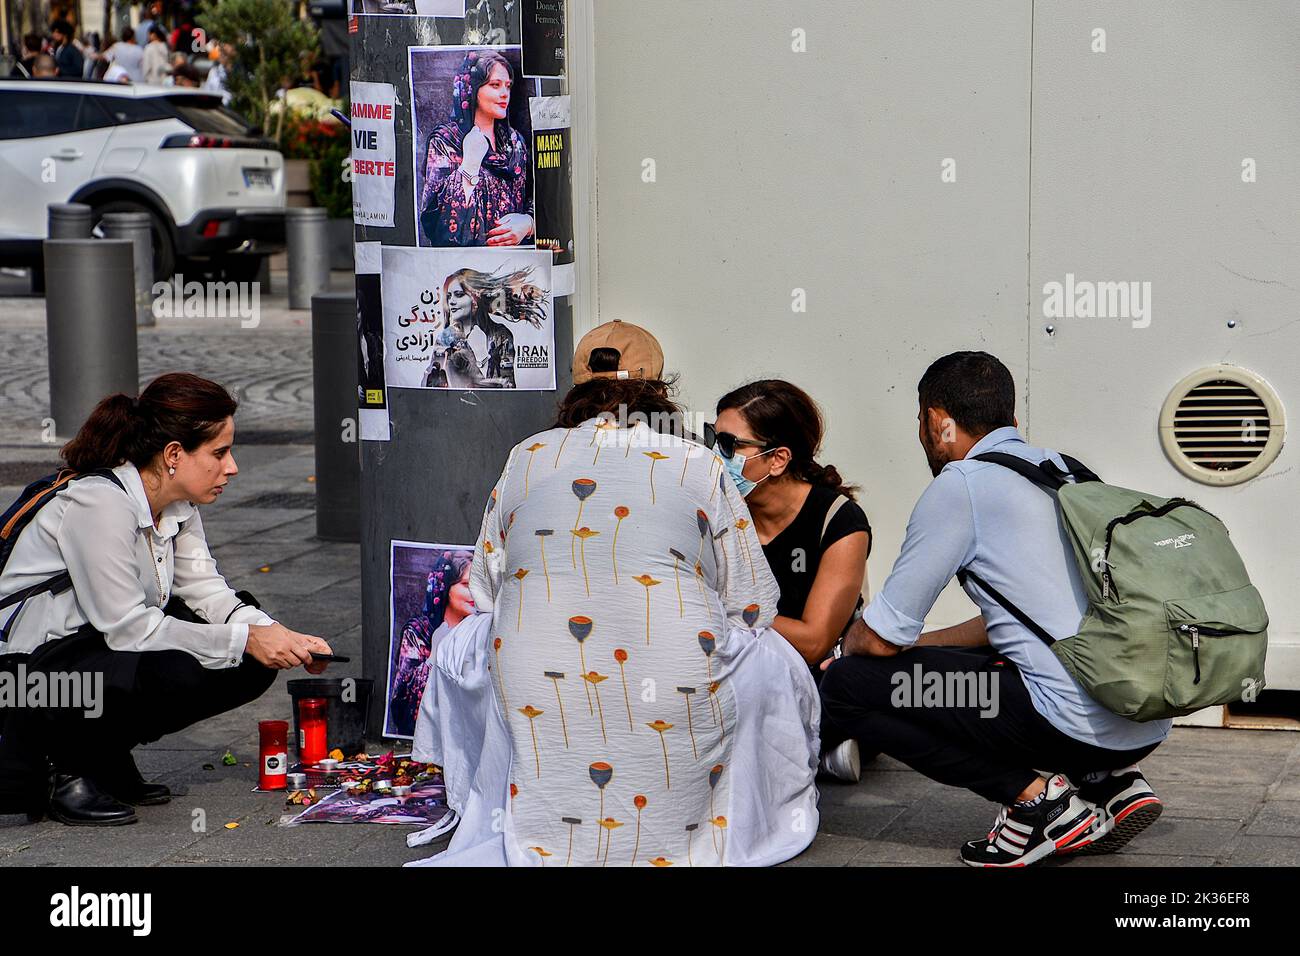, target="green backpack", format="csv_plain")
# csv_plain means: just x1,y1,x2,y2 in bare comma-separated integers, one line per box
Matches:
957,453,1269,722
